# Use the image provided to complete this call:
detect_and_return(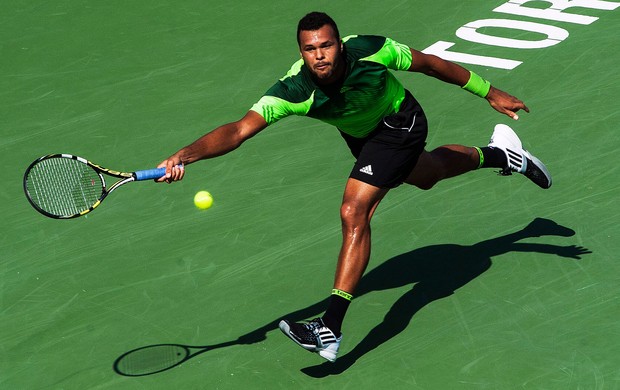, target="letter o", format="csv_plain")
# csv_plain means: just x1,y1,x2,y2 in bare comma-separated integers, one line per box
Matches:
456,18,569,49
